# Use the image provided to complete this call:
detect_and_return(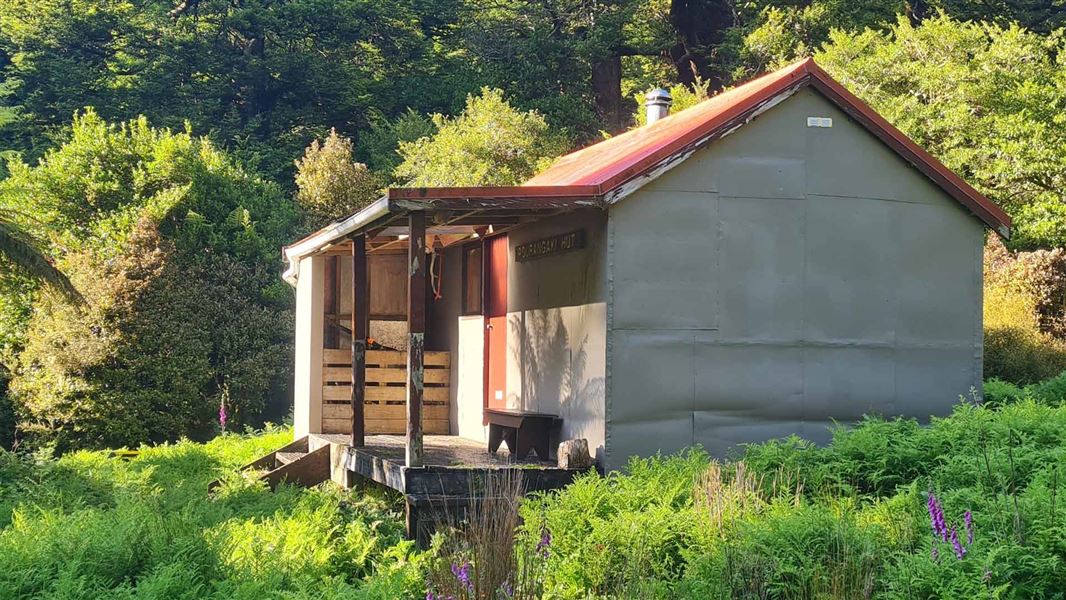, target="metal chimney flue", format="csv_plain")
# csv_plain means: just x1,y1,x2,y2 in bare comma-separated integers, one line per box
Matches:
645,88,672,124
